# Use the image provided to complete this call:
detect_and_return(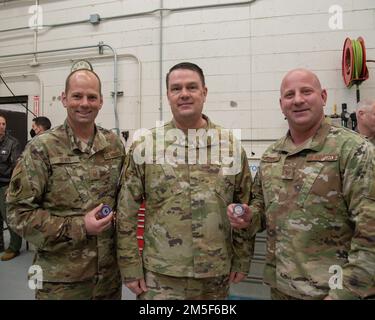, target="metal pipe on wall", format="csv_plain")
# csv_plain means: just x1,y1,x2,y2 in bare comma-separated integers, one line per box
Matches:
0,50,143,131
0,44,101,59
0,72,44,117
32,0,39,66
0,1,256,34
0,43,123,133
0,52,142,128
0,0,257,130
159,0,164,122
99,43,119,136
